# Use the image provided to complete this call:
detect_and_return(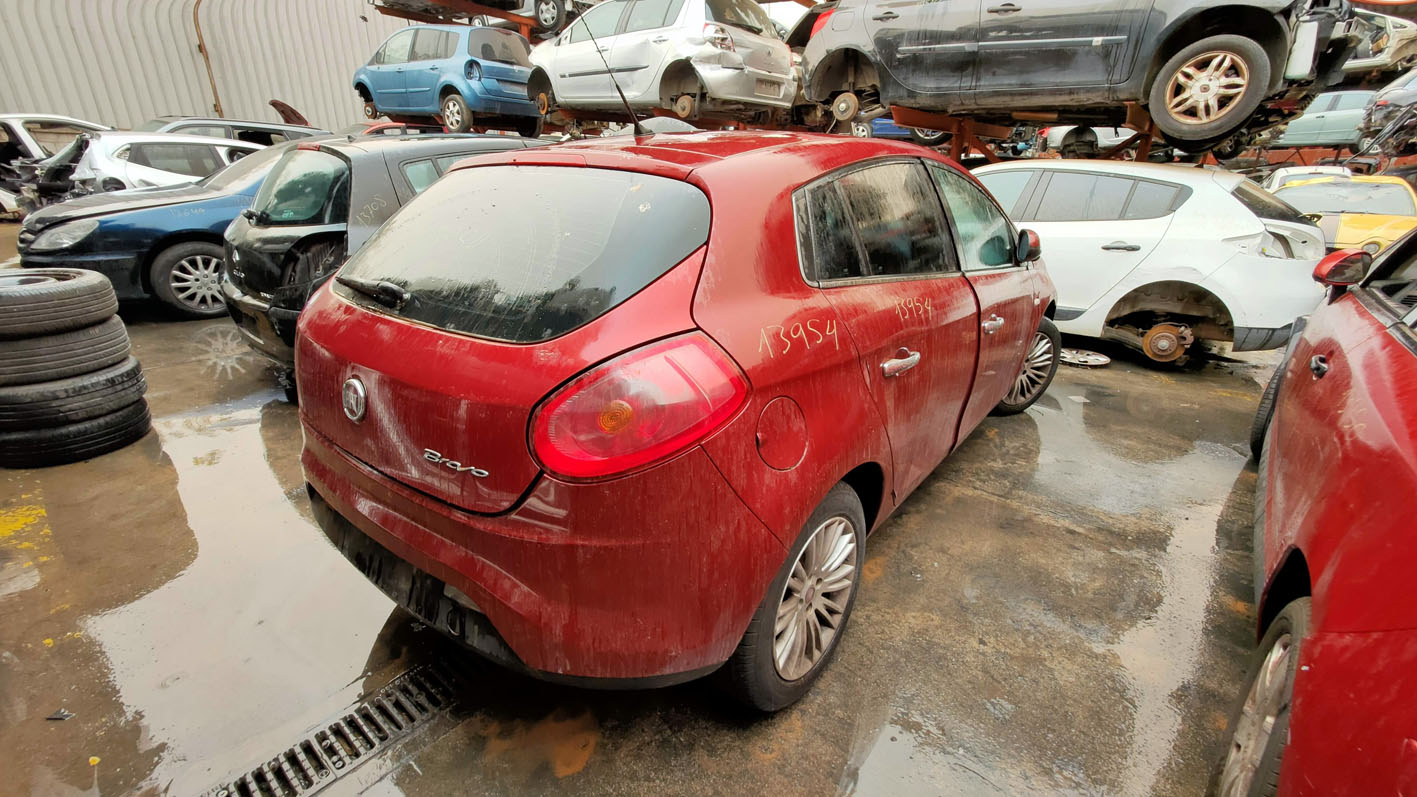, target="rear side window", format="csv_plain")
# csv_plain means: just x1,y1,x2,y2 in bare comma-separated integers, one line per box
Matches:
335,166,710,342
251,149,351,226
1034,172,1133,222
128,143,223,177
173,124,229,138
1232,180,1310,226
402,159,440,193
1122,181,1183,220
